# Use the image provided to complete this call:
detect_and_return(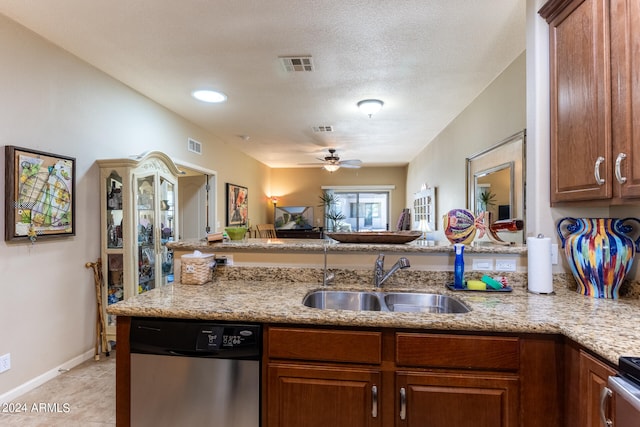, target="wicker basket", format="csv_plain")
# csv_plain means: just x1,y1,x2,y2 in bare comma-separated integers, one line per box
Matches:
180,254,215,285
